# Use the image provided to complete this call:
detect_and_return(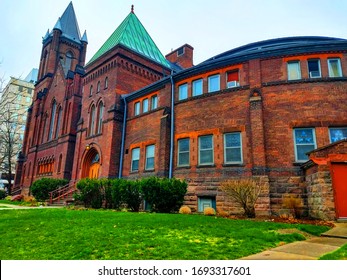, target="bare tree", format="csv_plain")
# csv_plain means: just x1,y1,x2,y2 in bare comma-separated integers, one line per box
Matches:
0,76,28,195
